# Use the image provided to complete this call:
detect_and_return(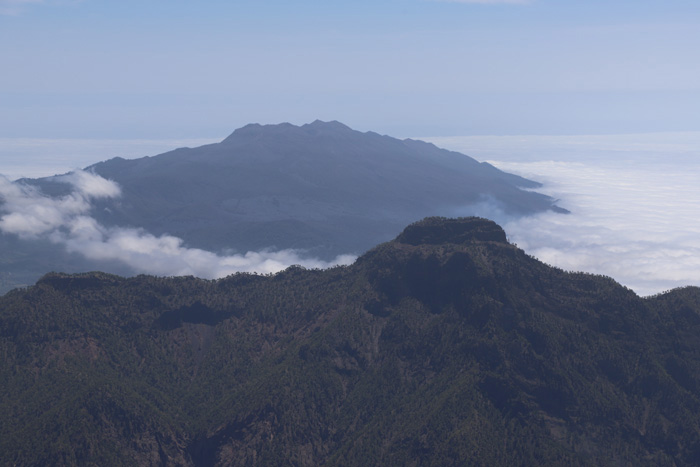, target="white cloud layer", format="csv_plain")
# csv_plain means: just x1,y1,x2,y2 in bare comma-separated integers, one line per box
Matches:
0,172,118,237
0,171,355,278
427,132,700,296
